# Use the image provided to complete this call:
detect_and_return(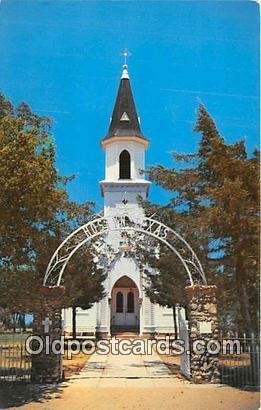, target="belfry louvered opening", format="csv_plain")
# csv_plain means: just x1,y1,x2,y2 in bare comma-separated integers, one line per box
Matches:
119,150,131,179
